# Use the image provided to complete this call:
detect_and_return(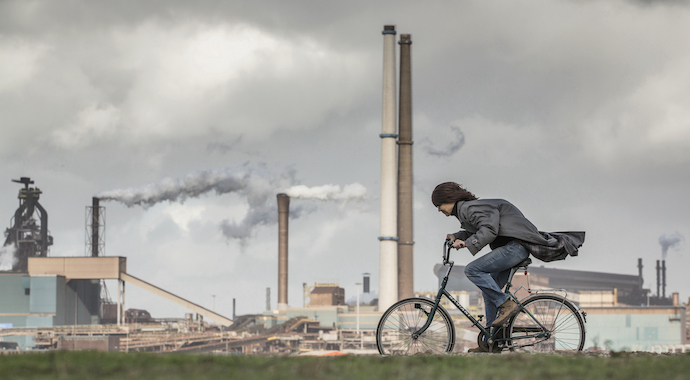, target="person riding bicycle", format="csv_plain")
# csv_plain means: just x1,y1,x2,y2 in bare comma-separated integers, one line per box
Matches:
431,182,585,352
